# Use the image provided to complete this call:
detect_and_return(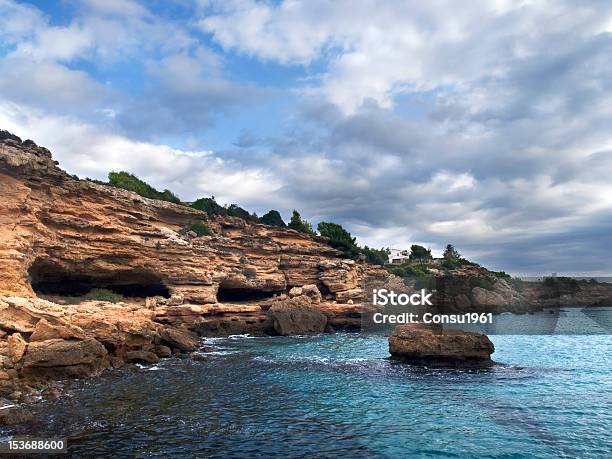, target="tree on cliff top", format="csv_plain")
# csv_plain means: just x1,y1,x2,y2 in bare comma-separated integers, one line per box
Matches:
259,210,286,227
191,196,226,215
362,246,390,266
443,244,461,261
226,204,258,222
288,210,315,235
317,221,360,258
409,244,432,261
108,171,181,204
